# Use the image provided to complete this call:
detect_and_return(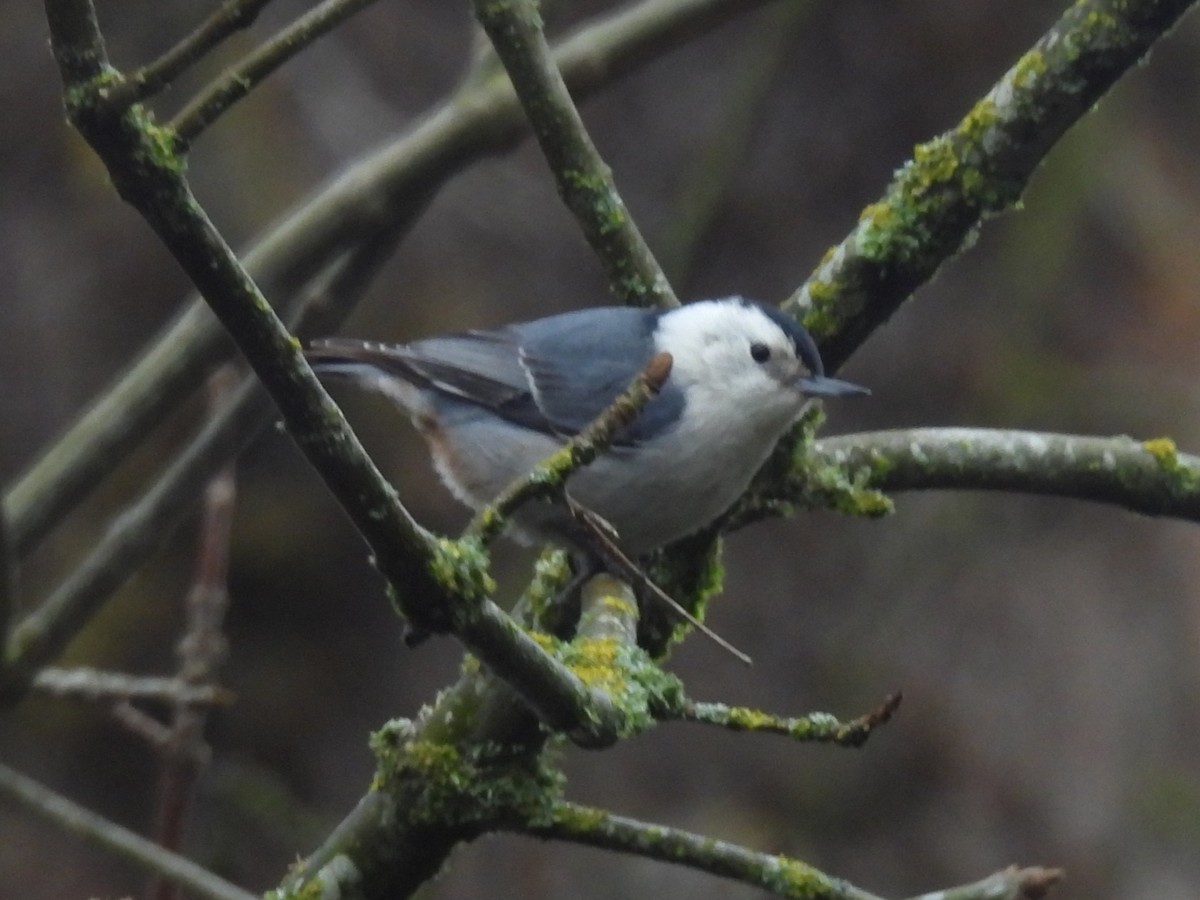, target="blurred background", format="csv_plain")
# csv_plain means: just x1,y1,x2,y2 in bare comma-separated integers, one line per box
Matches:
2,0,1200,897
